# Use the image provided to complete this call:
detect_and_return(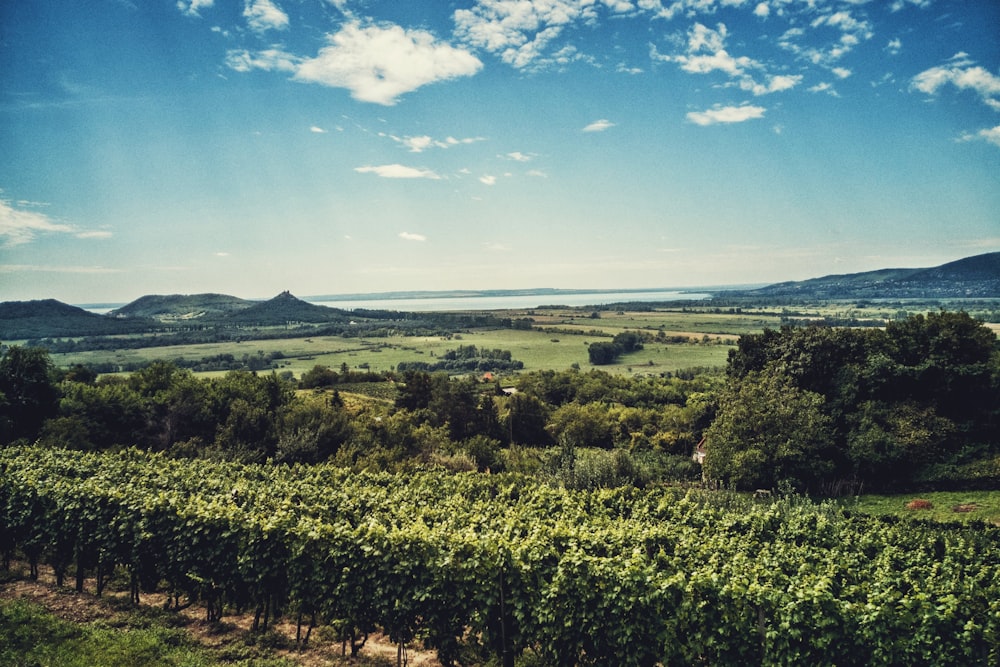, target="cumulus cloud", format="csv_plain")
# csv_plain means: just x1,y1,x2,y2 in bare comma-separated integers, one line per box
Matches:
959,126,1000,148
355,164,442,179
310,126,327,133
293,23,482,105
885,38,902,55
659,23,801,96
686,104,766,126
911,54,1000,111
479,174,498,185
177,0,213,17
243,0,288,33
583,119,616,132
0,198,74,247
779,7,873,66
505,151,532,161
399,232,427,242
